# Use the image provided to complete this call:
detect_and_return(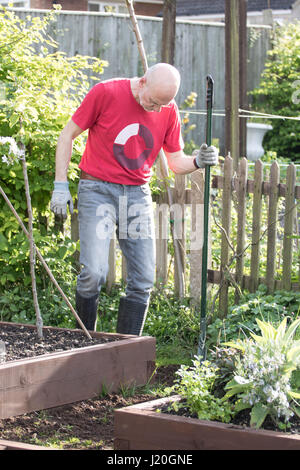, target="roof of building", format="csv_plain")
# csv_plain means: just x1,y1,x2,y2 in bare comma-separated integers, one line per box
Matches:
176,0,295,17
